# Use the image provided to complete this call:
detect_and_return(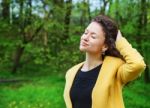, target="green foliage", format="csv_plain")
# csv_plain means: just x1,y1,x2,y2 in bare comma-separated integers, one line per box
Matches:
0,0,150,107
